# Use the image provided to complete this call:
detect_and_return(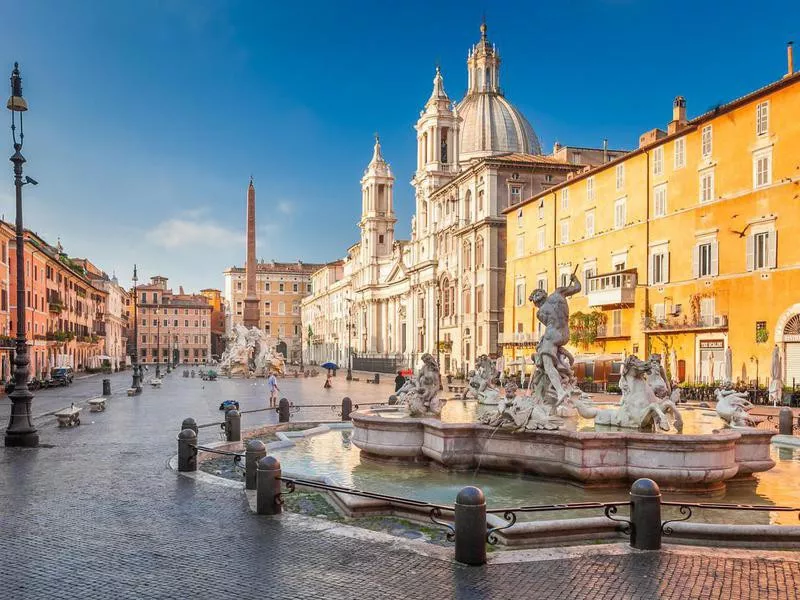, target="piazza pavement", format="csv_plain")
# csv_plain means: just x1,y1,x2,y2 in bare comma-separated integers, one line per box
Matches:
1,369,800,599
